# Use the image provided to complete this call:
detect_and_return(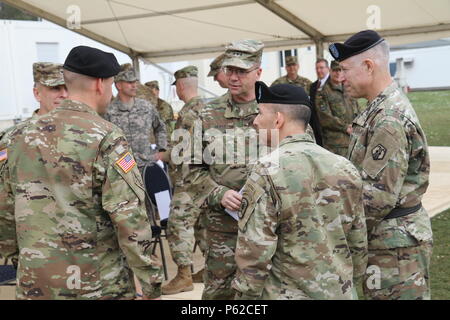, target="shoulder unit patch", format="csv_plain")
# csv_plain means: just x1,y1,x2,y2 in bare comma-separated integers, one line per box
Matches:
372,144,387,161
